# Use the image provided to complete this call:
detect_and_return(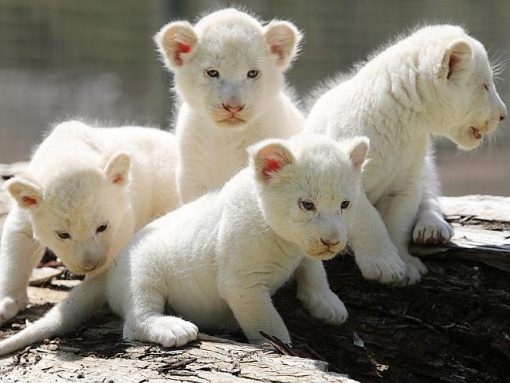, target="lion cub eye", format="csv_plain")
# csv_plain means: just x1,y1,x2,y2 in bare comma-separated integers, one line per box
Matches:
341,200,350,209
205,69,219,78
56,231,71,240
96,224,108,234
247,70,260,79
299,199,316,212
483,84,489,91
